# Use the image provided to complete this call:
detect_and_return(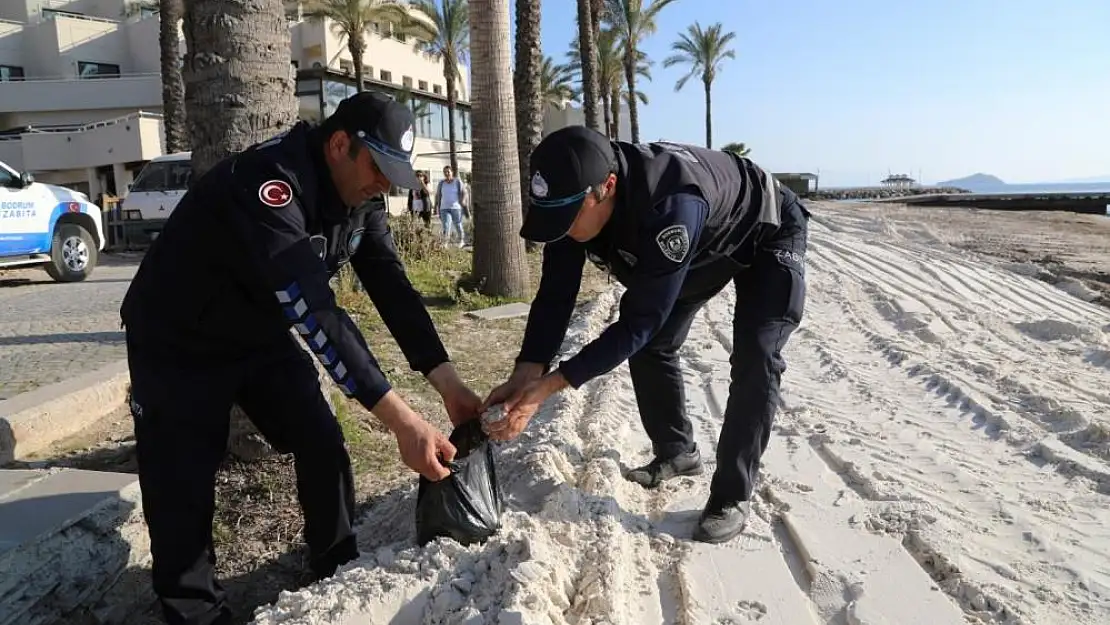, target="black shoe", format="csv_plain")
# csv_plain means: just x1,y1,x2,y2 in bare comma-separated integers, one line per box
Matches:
624,448,704,488
693,499,750,544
